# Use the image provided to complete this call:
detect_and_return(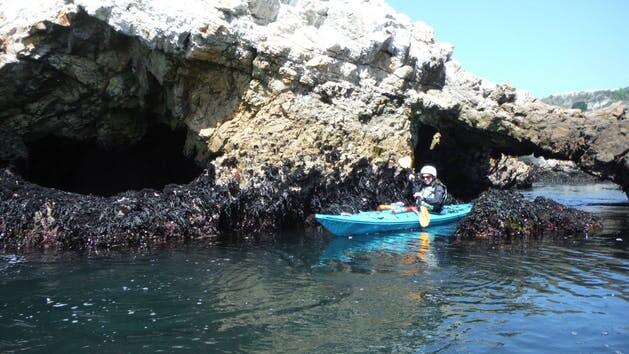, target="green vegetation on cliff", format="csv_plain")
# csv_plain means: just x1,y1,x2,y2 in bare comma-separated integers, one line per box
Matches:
612,87,629,101
542,86,629,111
